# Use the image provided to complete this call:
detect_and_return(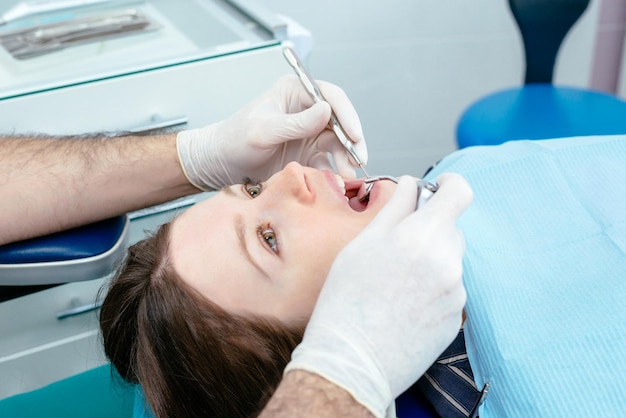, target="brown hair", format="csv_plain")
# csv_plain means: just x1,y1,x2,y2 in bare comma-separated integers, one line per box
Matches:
99,222,305,418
